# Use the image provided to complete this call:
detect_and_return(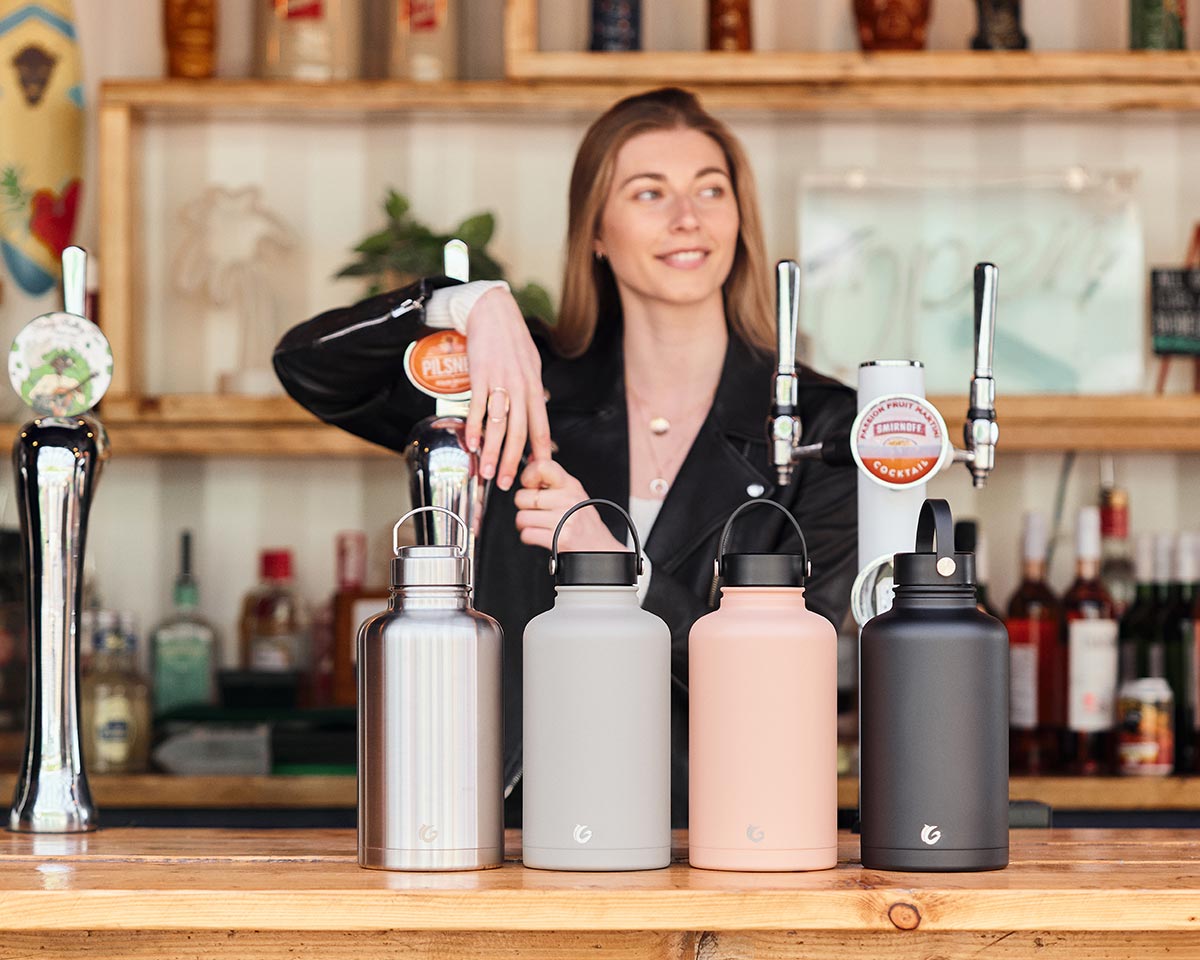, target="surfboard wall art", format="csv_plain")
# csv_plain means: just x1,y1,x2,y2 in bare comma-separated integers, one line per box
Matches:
0,1,83,298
